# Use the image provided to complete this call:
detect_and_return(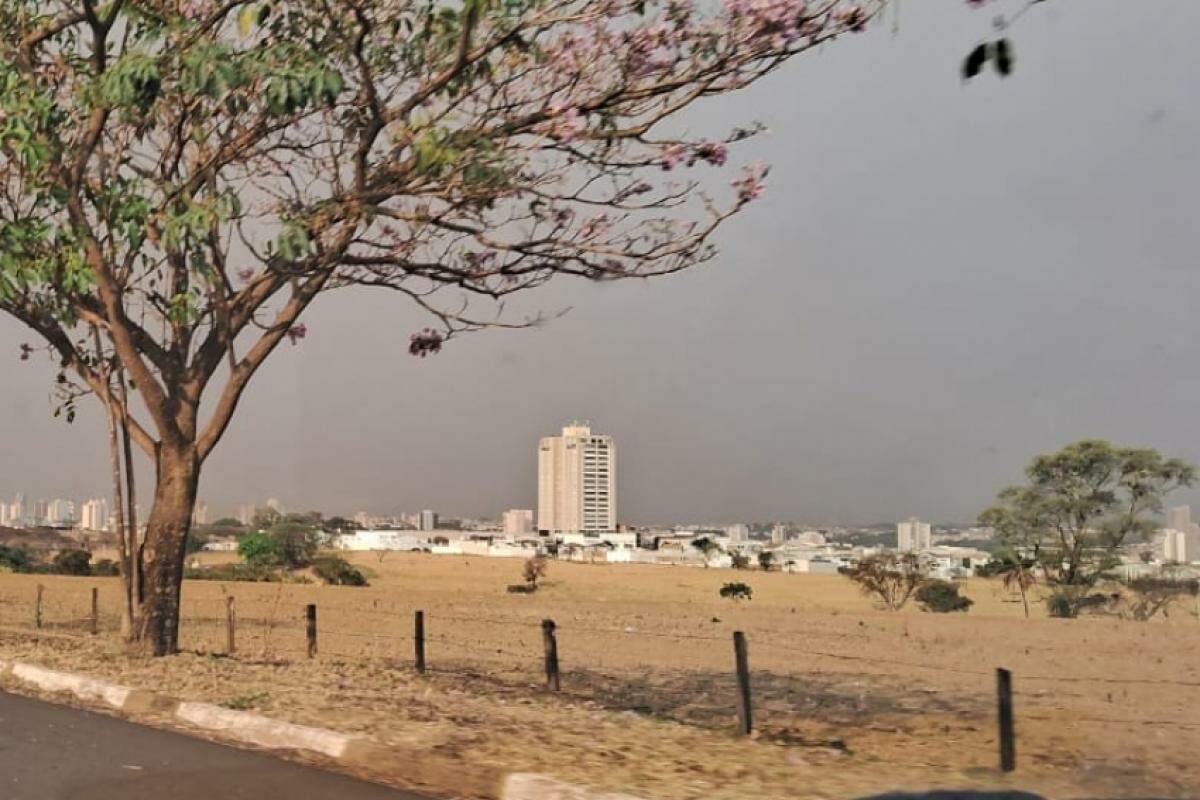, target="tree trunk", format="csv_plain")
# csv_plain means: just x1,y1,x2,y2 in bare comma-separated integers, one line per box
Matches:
136,446,200,656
